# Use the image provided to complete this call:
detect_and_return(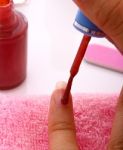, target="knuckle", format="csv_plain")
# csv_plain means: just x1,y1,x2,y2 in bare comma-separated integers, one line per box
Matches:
94,0,108,27
50,121,75,133
95,0,123,32
108,139,123,150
